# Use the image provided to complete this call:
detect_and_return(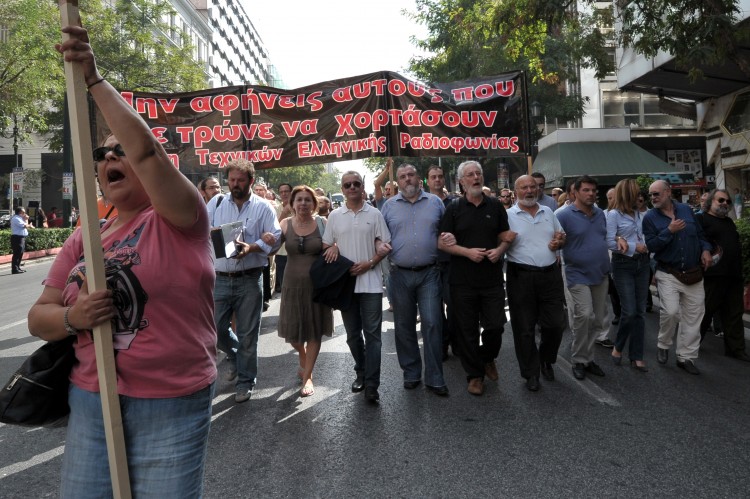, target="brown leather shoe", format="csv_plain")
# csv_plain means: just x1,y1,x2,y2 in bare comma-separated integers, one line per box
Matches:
484,361,499,381
467,378,484,396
